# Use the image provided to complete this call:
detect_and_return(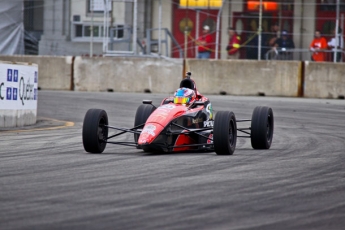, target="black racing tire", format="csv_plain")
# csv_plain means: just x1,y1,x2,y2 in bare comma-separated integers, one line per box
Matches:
134,104,156,146
213,111,237,155
82,109,108,153
251,106,274,149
